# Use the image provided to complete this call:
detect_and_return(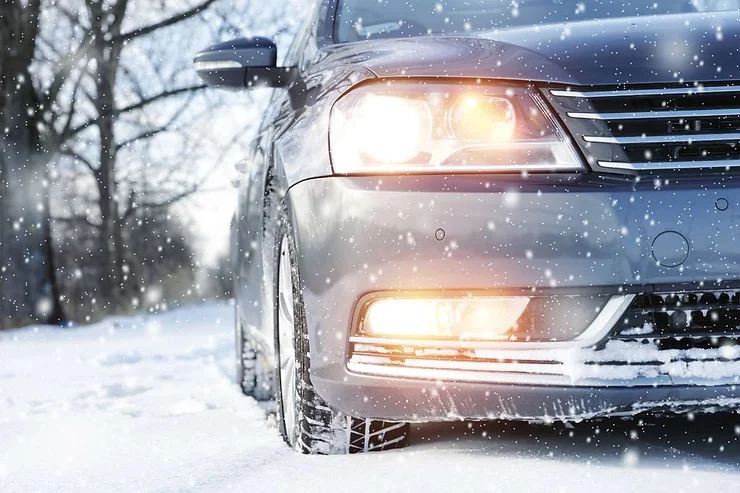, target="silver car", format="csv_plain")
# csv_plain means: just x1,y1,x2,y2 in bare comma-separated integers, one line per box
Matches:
196,0,740,454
